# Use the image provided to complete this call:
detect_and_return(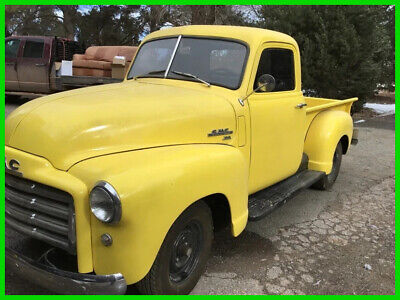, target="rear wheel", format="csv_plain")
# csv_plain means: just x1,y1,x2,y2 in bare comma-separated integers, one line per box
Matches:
312,142,343,190
136,201,213,295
